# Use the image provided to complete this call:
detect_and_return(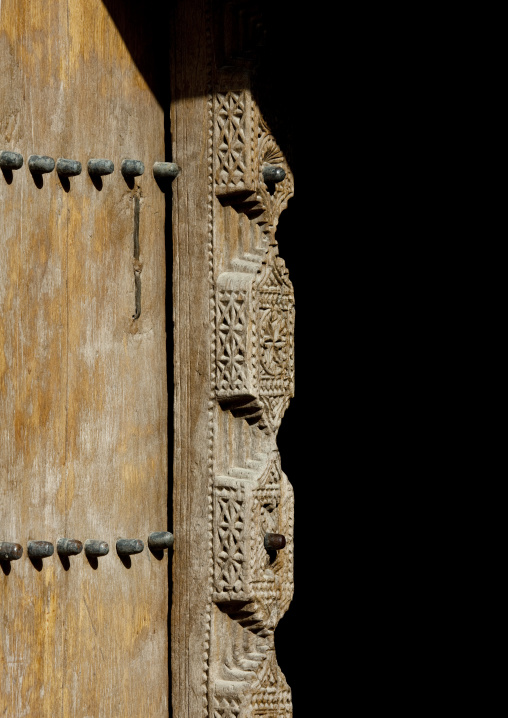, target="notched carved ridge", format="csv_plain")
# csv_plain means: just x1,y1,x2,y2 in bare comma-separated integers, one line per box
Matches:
215,246,294,434
210,68,294,718
212,451,294,631
213,89,294,233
